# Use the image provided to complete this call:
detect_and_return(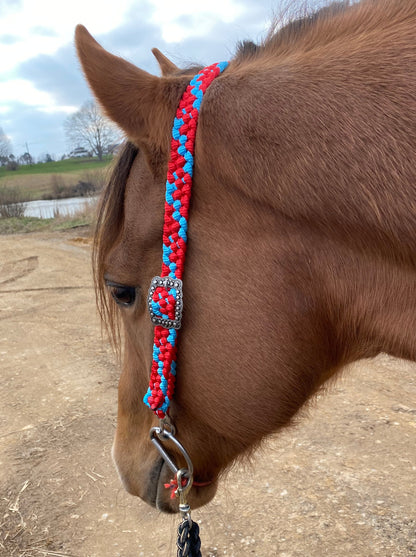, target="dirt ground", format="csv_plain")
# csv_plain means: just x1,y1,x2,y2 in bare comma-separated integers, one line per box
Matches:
0,230,415,557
